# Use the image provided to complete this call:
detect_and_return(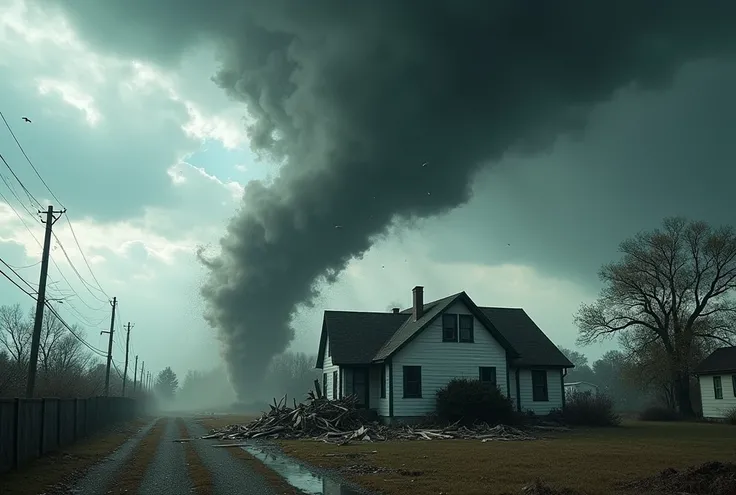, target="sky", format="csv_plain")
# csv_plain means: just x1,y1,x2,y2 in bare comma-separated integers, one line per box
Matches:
1,1,735,397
